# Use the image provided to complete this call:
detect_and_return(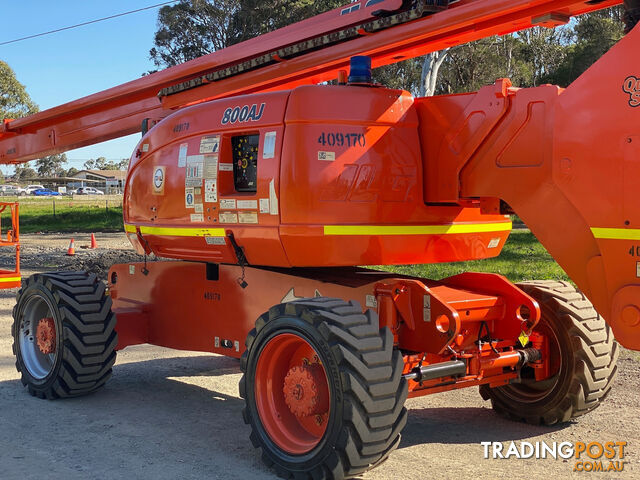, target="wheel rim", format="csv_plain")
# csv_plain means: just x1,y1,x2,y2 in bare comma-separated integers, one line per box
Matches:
18,294,58,380
255,333,331,455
